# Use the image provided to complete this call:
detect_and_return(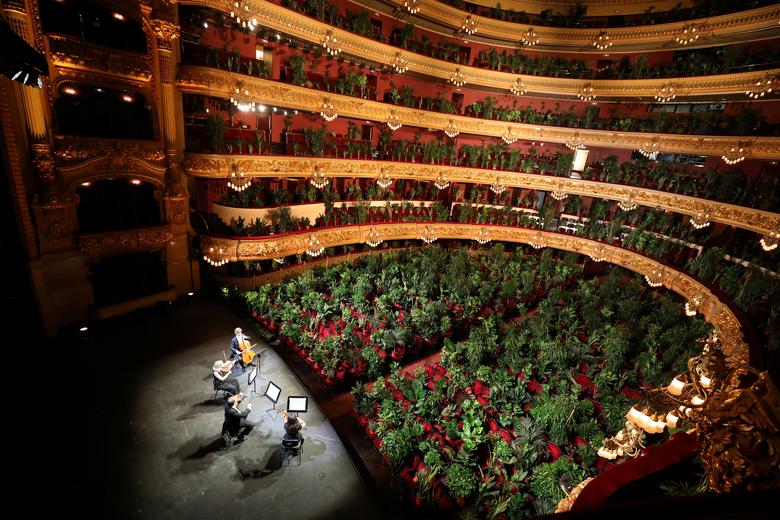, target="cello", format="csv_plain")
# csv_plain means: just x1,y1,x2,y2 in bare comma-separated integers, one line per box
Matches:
236,335,256,365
